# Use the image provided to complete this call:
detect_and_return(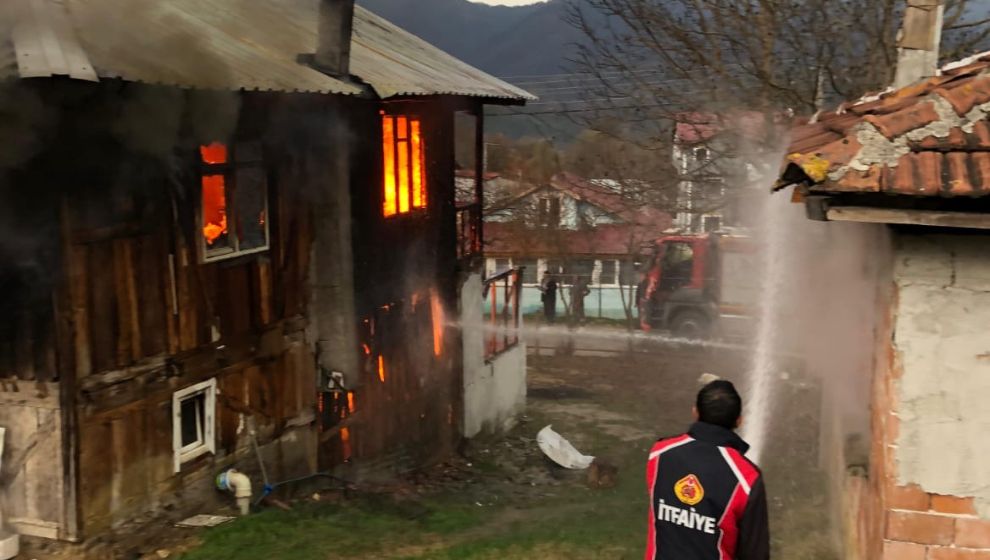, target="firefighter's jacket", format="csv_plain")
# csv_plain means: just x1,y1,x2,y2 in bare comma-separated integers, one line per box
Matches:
645,422,770,560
